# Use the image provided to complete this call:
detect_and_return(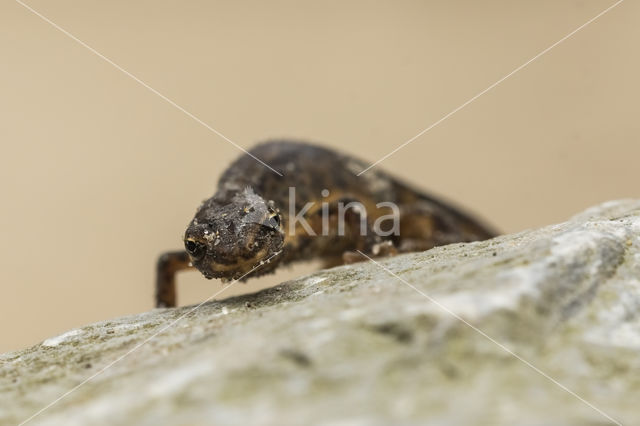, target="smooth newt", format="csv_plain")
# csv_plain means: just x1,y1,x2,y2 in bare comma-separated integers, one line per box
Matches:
156,140,496,307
